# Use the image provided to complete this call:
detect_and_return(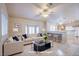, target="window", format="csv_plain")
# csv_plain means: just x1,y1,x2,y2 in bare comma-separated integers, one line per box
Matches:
36,26,39,34
29,26,35,34
25,26,28,34
49,25,57,31
66,26,74,31
1,13,8,36
25,25,40,34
